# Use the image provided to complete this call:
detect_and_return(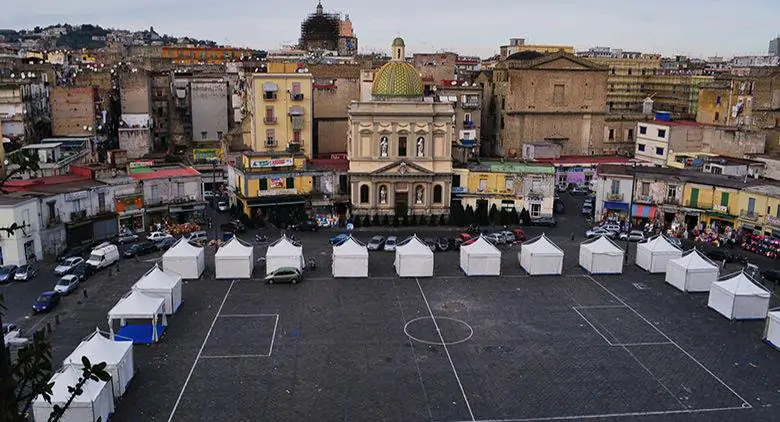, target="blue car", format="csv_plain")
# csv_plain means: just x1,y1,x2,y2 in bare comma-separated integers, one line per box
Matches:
32,291,61,314
329,233,350,245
